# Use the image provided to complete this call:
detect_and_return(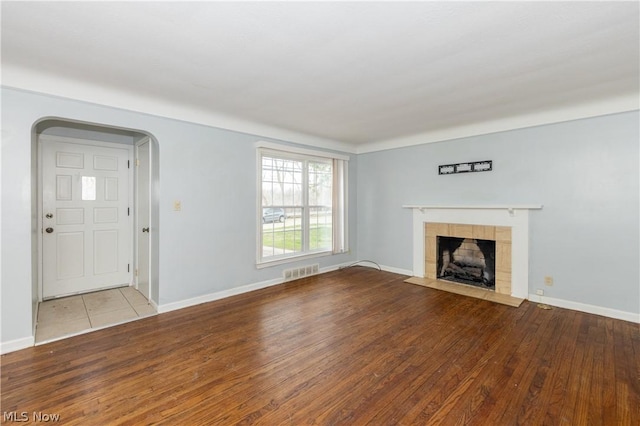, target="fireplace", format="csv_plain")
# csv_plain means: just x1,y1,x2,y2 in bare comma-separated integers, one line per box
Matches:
403,205,543,303
425,222,511,294
437,236,495,289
